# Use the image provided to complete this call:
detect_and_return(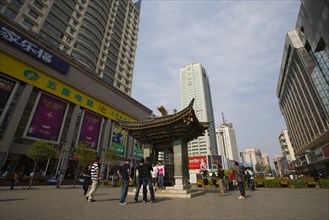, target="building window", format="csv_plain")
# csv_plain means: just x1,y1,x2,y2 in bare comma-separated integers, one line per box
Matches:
3,8,17,20
28,9,39,19
22,19,33,30
33,1,43,10
10,0,23,9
